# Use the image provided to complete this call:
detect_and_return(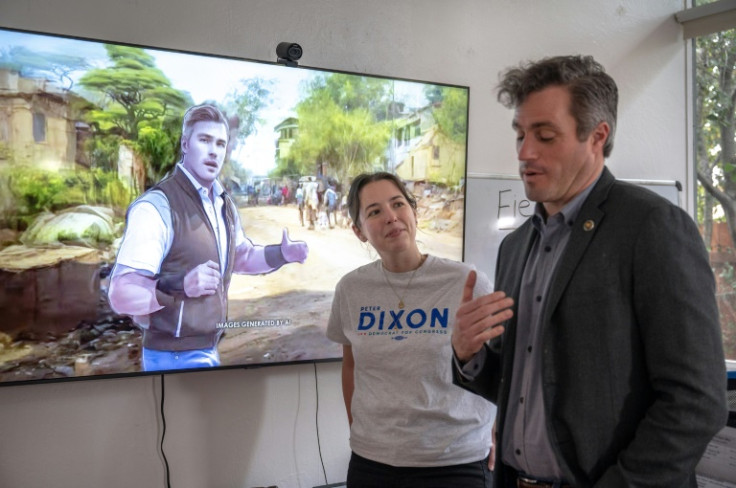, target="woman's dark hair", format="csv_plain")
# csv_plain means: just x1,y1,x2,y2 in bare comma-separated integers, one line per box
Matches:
347,172,417,229
497,55,618,158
